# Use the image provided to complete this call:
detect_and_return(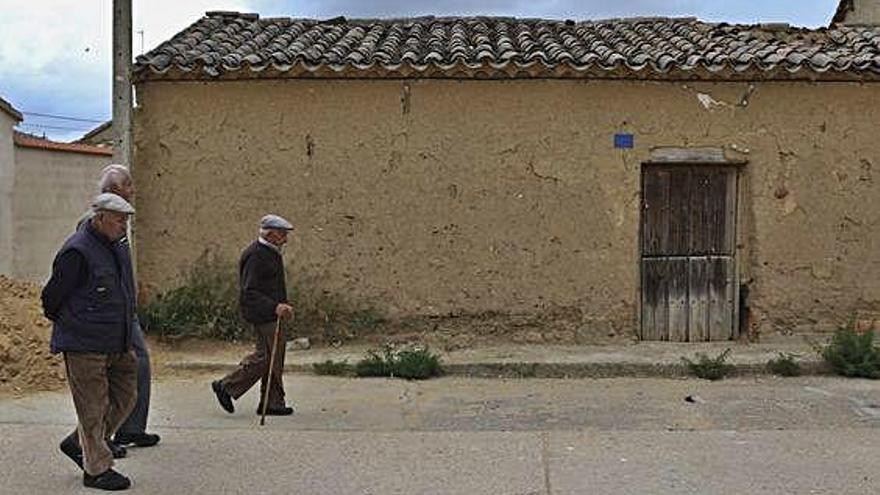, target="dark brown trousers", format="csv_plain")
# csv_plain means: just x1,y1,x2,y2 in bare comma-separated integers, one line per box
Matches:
220,321,286,408
64,351,138,475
